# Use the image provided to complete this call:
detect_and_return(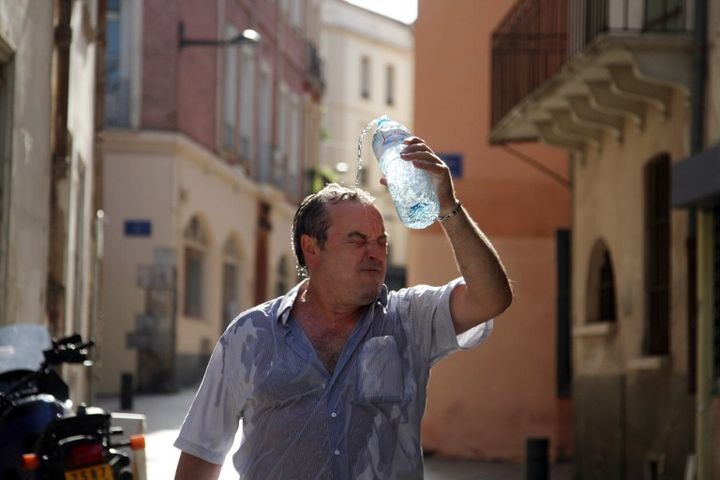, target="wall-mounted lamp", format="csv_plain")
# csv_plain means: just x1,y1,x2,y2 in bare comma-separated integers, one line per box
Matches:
178,21,262,50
